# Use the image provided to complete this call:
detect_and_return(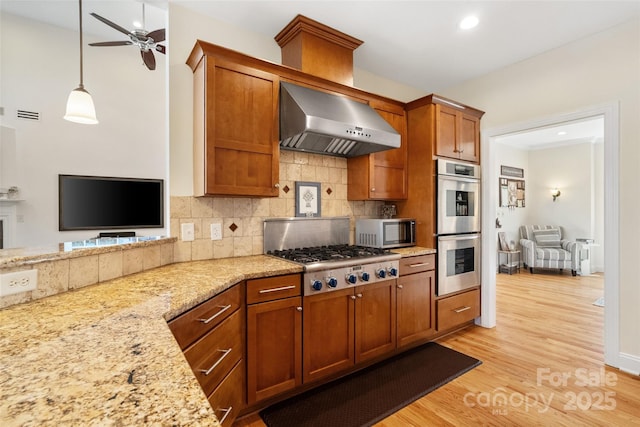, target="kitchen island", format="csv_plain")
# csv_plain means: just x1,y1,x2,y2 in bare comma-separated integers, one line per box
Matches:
0,256,302,426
